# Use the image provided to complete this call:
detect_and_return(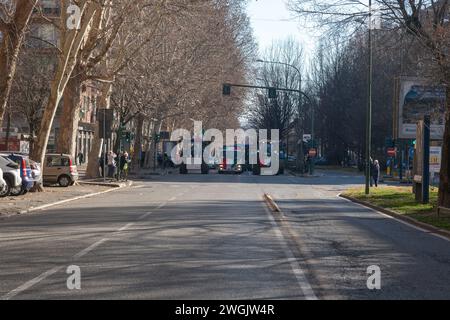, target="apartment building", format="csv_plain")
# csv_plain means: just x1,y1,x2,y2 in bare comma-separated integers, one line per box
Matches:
1,0,99,163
